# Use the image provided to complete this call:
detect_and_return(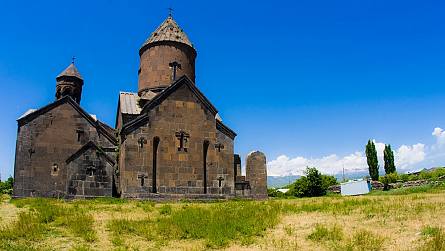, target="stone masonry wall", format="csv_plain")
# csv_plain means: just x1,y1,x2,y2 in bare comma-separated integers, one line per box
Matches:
120,84,235,197
138,42,196,94
246,151,268,198
14,102,115,198
67,148,114,198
